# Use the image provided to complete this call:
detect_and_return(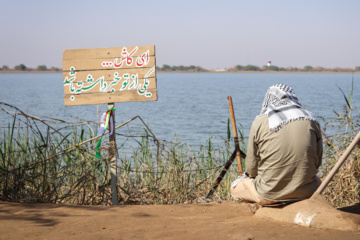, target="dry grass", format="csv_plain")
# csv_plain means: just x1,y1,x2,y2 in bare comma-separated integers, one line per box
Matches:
1,89,360,208
0,102,240,205
320,106,360,208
